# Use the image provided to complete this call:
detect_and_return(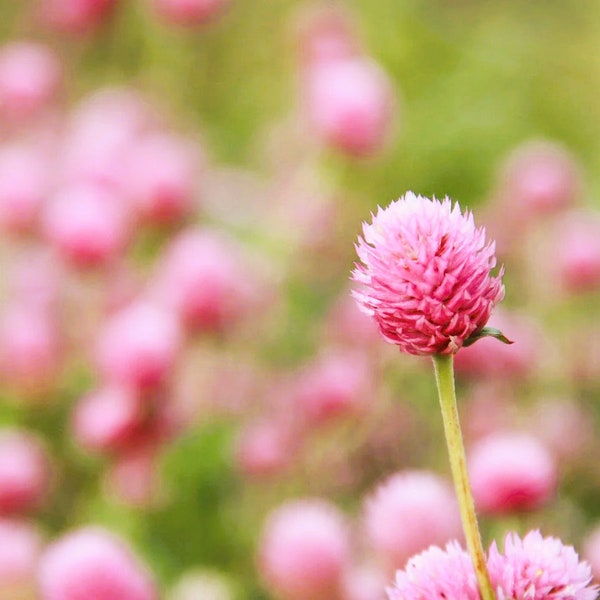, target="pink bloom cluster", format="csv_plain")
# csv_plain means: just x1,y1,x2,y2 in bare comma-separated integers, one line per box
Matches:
388,531,598,600
297,6,396,157
39,526,157,599
353,192,504,355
